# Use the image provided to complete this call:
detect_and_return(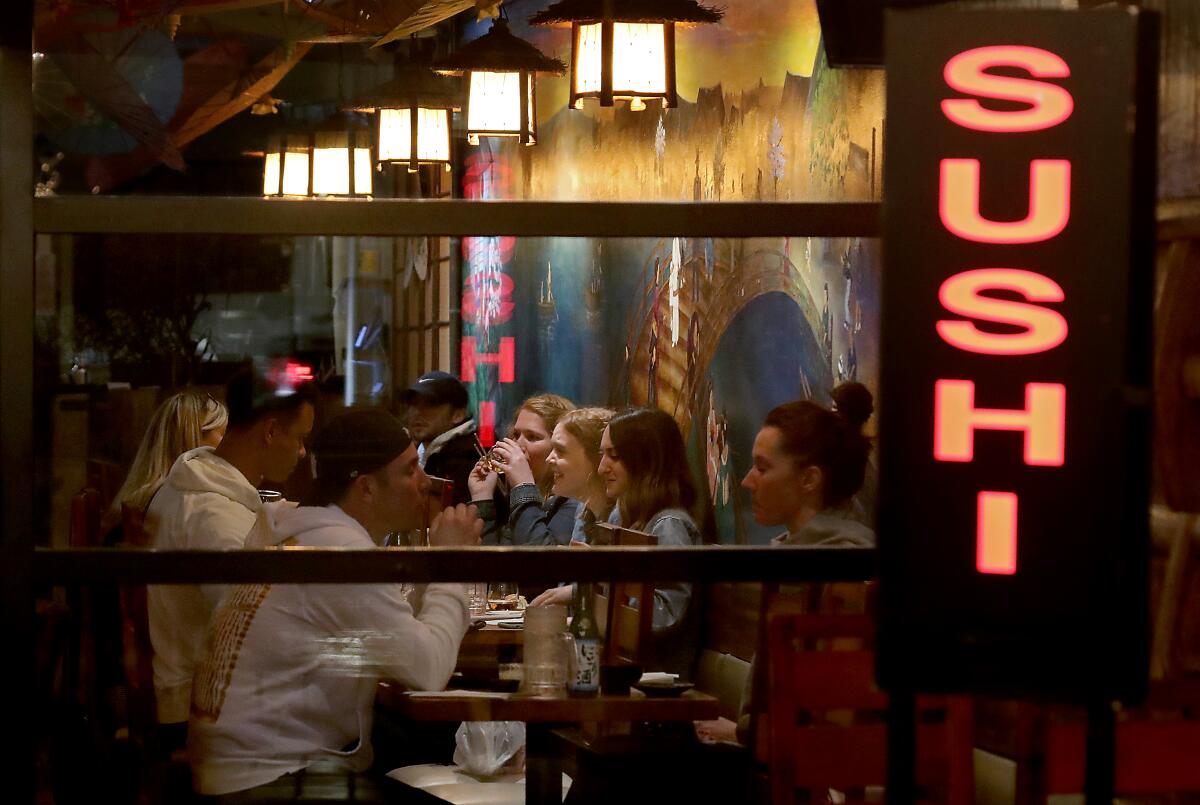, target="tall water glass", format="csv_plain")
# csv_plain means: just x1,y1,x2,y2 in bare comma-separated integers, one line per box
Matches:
522,604,568,696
